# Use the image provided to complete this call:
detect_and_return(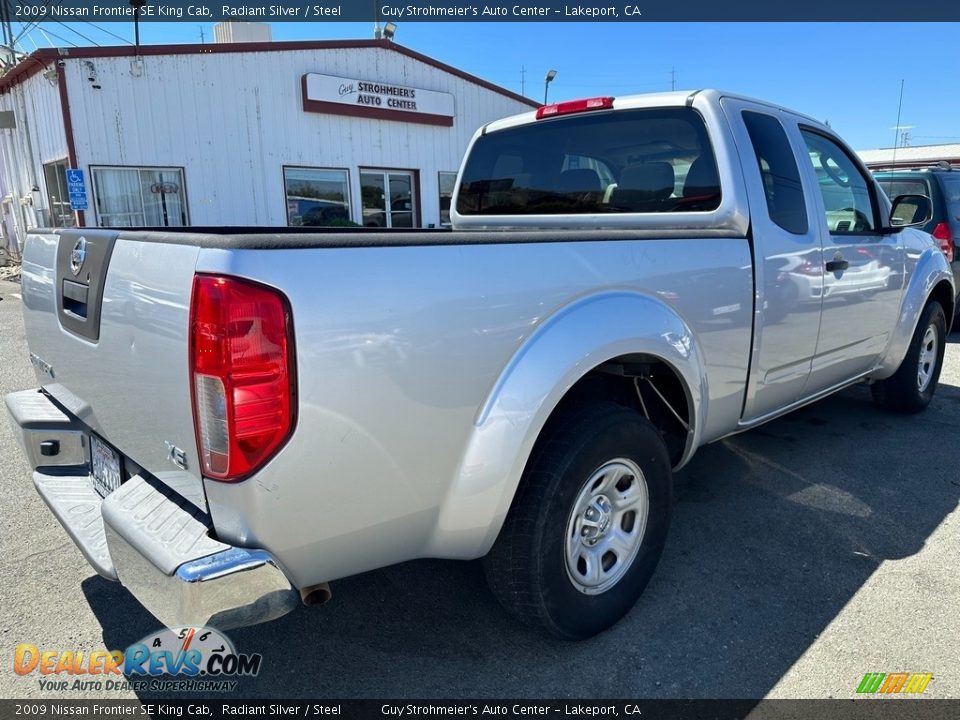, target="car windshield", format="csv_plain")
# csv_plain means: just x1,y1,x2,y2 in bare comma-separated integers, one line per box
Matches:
456,107,722,216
